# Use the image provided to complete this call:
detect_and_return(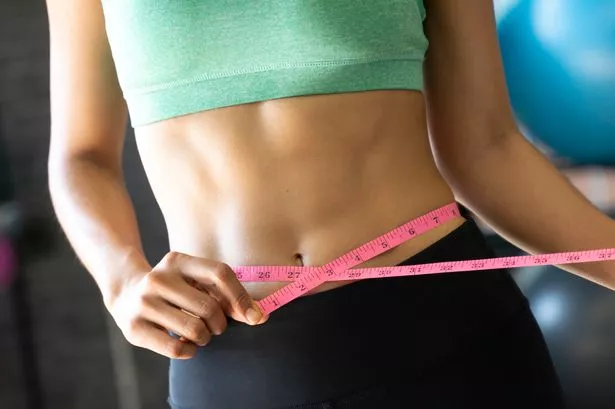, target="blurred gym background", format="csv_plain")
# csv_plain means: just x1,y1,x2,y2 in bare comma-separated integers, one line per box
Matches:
1,0,614,408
